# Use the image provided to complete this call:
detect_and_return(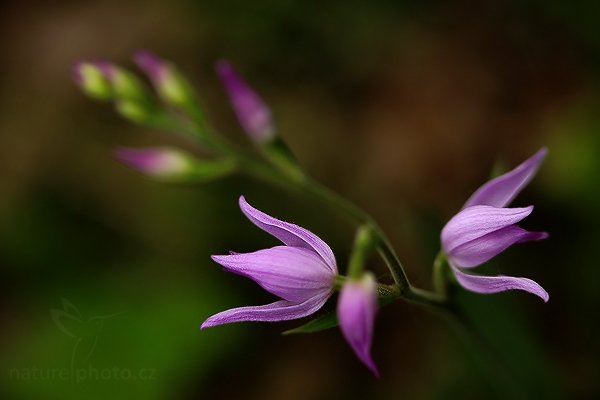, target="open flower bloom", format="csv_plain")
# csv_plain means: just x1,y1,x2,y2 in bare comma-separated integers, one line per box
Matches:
337,273,379,377
441,148,549,302
201,196,337,329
